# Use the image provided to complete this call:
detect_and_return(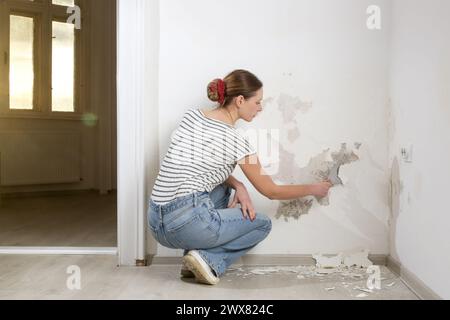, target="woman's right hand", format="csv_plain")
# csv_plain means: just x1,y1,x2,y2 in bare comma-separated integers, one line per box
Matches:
310,181,333,198
228,184,257,222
